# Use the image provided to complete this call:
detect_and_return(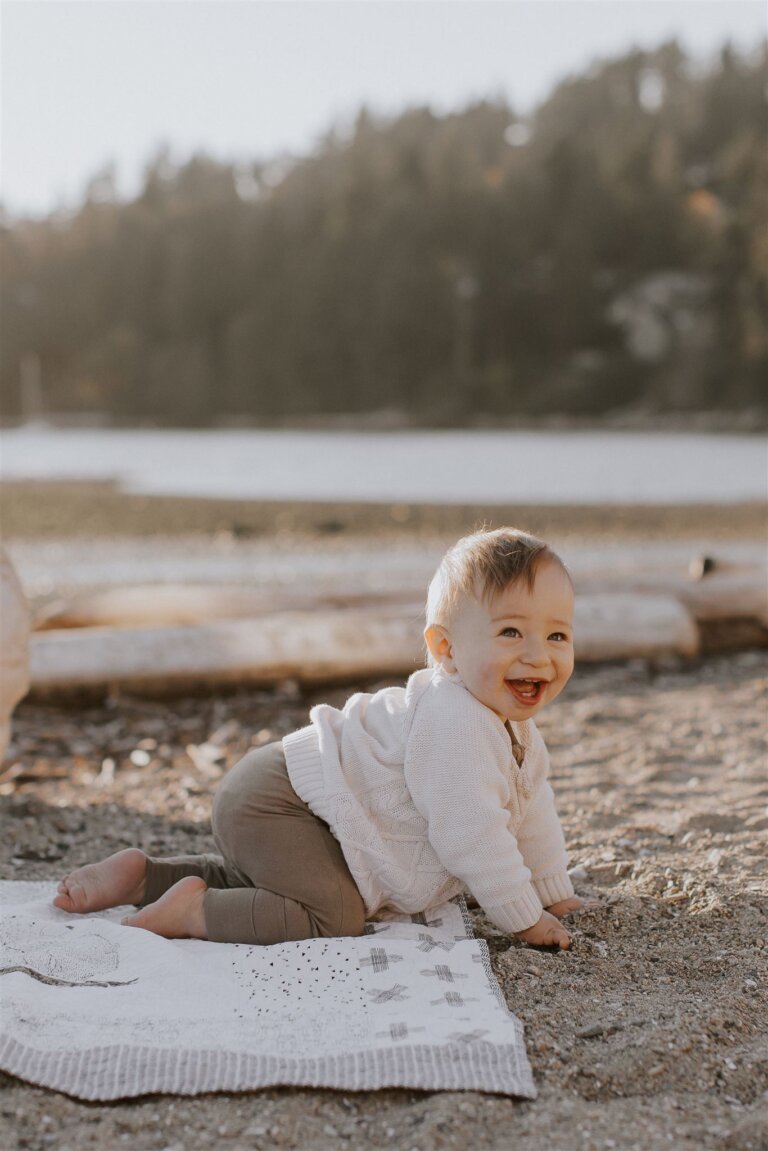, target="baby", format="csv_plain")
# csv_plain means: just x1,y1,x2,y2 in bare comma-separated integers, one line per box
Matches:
55,527,582,949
